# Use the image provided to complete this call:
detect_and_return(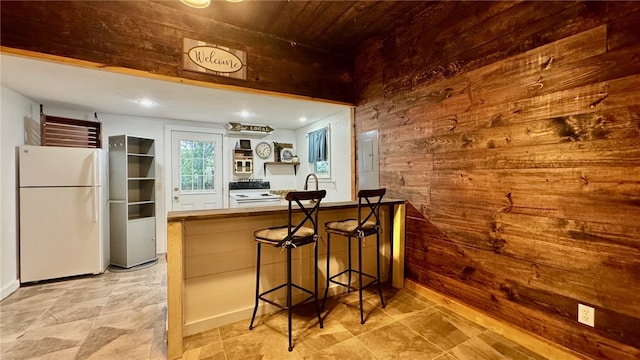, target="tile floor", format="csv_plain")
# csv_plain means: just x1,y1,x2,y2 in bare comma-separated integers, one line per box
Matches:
185,287,549,360
0,258,167,360
1,257,548,360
